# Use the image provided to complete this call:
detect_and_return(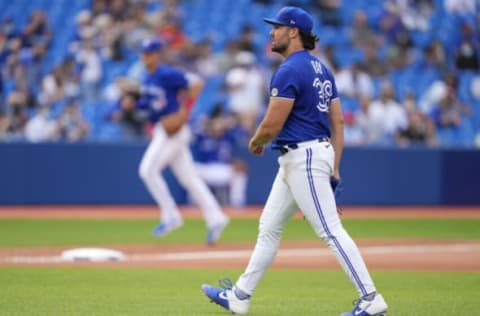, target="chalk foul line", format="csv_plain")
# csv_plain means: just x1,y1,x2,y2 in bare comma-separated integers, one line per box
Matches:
1,243,480,264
